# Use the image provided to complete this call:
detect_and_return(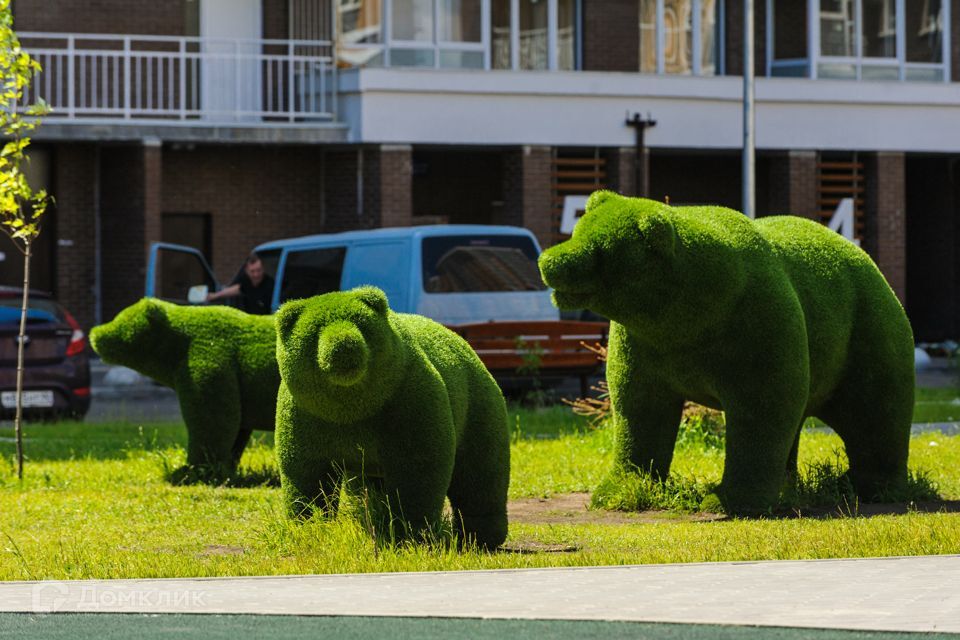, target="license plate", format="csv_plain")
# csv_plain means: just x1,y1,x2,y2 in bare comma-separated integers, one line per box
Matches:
1,390,55,408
